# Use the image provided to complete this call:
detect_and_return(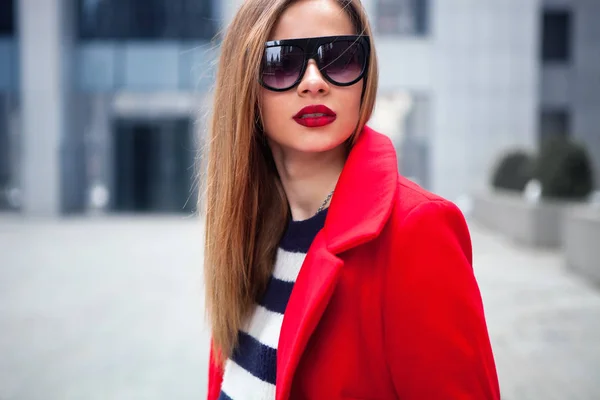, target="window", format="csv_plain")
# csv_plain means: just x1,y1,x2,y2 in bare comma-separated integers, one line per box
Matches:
0,0,15,36
540,109,570,141
78,0,216,40
541,9,572,63
376,0,429,36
